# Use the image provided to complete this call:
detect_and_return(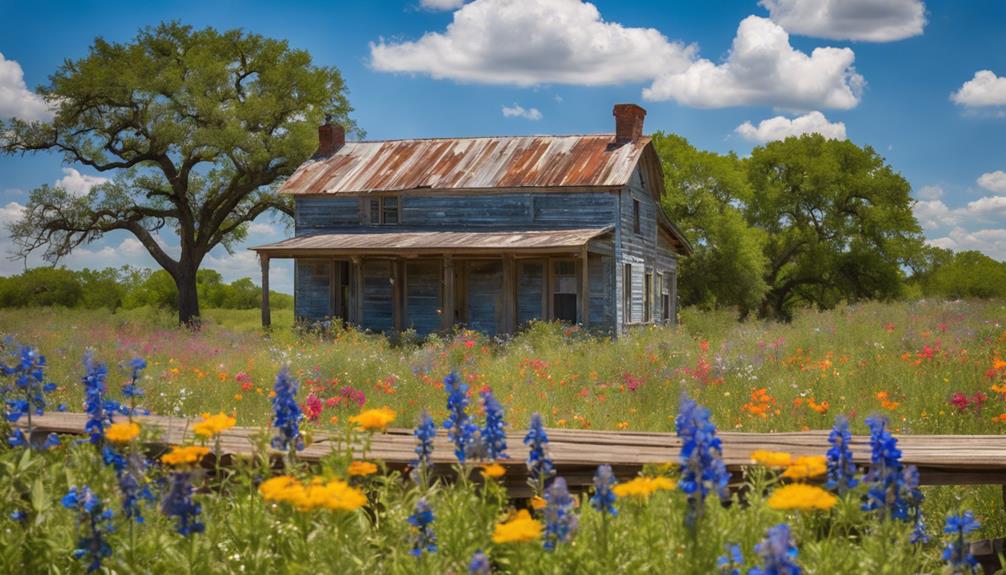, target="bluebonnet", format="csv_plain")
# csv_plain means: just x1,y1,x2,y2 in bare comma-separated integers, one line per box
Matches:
943,511,980,573
542,476,578,551
862,415,913,521
115,451,154,523
480,389,508,461
590,464,618,516
2,344,58,447
824,415,858,495
749,524,801,575
62,486,115,573
120,357,150,417
161,471,204,536
442,372,478,463
903,465,928,544
413,411,436,483
407,497,437,556
676,394,729,526
468,550,490,574
82,353,124,445
524,412,555,491
10,510,26,523
717,544,744,575
270,367,304,452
